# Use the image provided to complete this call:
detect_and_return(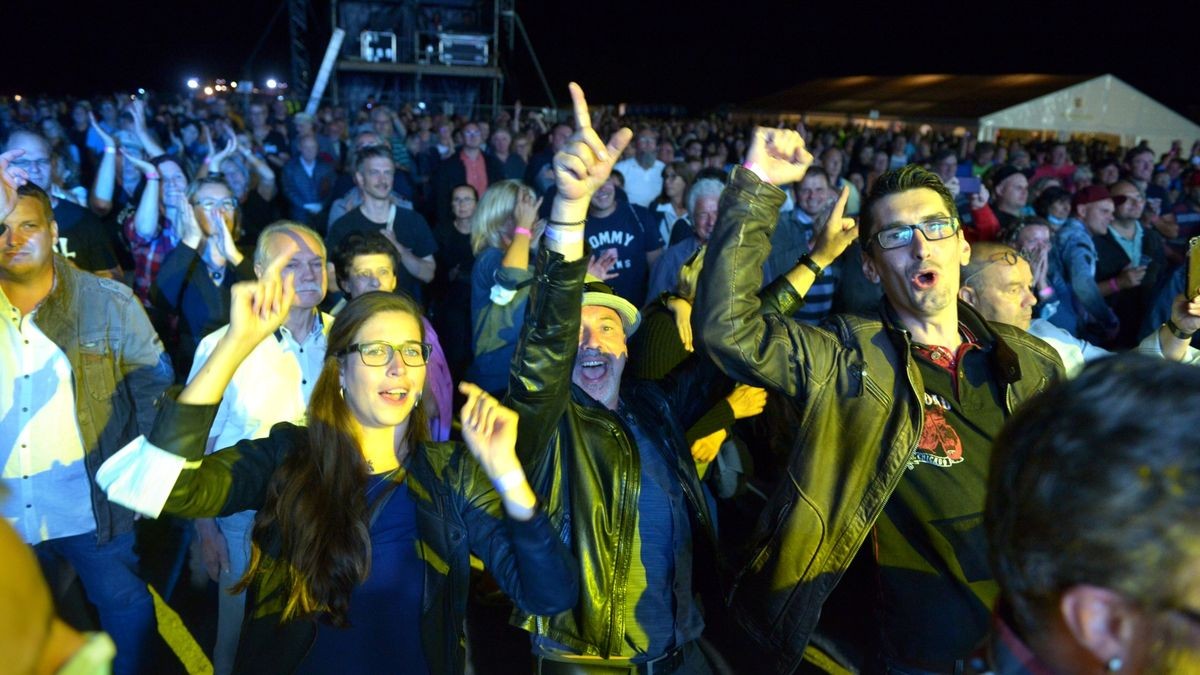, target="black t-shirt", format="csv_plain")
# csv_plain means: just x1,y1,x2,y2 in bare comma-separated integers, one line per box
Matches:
584,201,662,306
52,200,118,273
432,223,474,293
327,206,437,302
873,341,1005,666
238,190,278,248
